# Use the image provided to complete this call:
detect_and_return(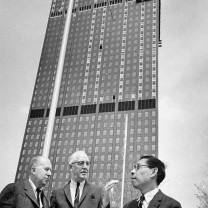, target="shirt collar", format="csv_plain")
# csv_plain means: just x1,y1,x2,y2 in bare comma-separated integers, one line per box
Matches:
29,178,43,193
71,179,85,189
144,188,159,204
